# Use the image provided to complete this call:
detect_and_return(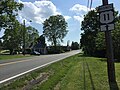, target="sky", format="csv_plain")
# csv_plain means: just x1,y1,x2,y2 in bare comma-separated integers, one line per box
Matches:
0,0,120,45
